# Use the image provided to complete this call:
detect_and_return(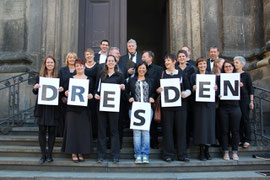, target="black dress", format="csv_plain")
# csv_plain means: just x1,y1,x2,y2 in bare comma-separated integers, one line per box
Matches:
57,66,76,137
33,76,59,126
190,72,216,145
61,77,93,154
